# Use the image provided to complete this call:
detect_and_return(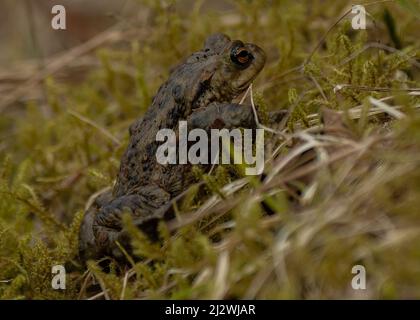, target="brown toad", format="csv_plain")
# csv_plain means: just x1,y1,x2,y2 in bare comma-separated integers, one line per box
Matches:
79,33,272,260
